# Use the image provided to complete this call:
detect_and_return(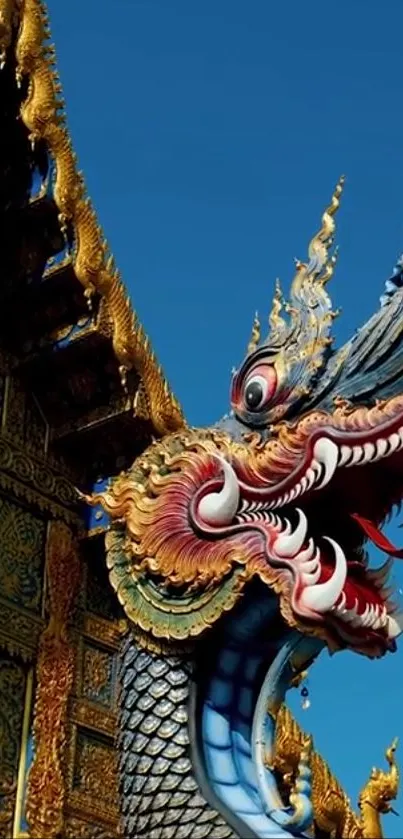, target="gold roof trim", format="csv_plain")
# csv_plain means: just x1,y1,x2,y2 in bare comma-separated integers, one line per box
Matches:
272,703,399,838
1,0,185,437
